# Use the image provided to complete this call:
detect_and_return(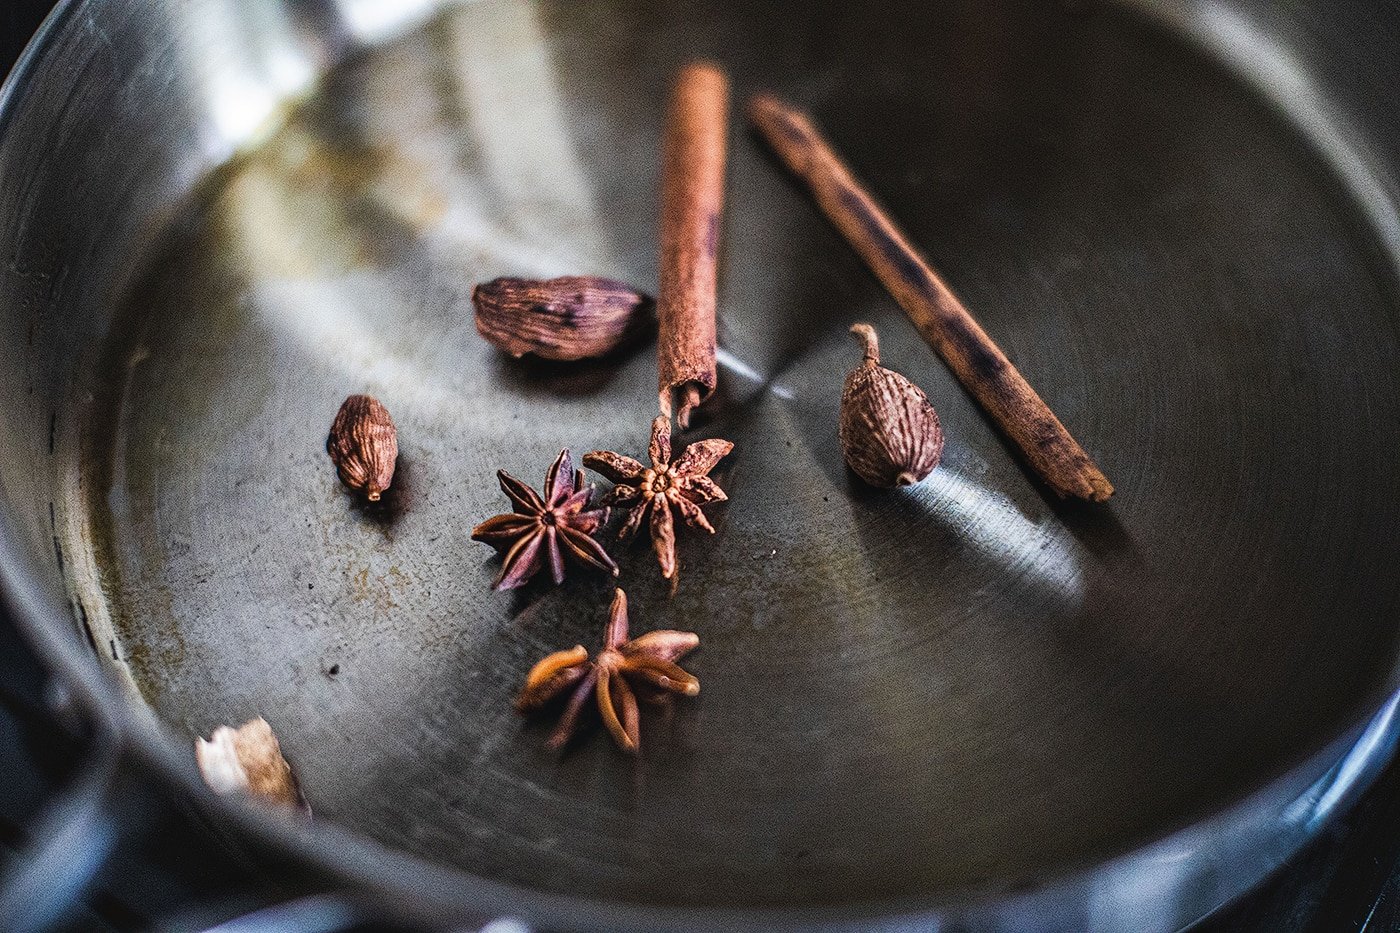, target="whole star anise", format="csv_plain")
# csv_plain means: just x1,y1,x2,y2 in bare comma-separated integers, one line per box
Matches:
471,449,618,590
583,416,733,579
516,588,699,753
